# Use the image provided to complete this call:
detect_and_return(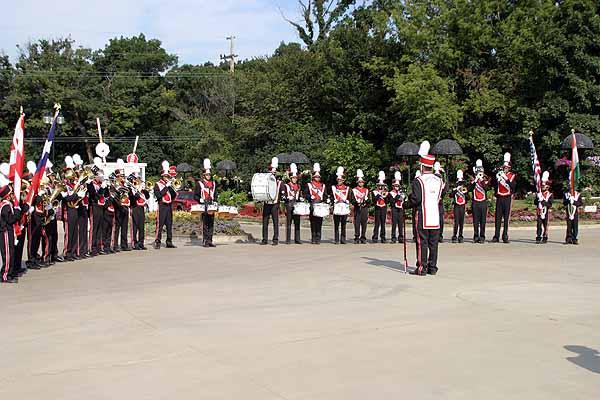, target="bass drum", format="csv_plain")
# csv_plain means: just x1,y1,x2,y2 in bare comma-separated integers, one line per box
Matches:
333,202,350,216
251,173,277,202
